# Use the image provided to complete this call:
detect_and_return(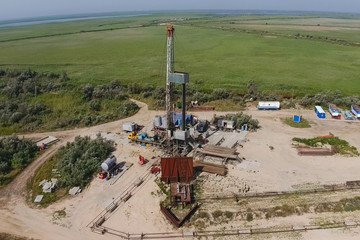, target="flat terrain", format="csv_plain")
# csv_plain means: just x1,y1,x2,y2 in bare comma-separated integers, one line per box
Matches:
1,12,360,240
1,101,360,239
0,13,359,95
